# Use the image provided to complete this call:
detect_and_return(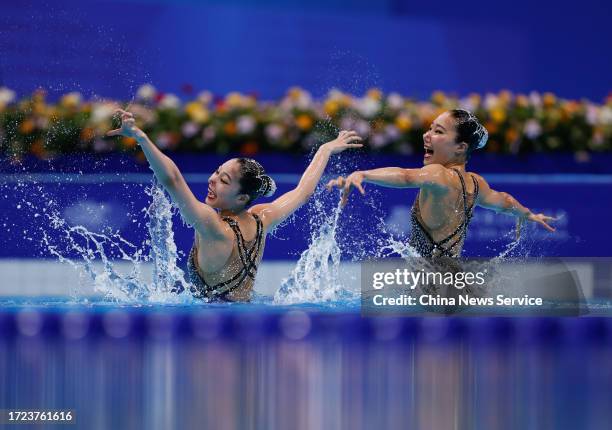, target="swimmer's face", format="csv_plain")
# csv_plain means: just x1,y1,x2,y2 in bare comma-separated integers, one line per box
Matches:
206,159,249,209
422,111,468,166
